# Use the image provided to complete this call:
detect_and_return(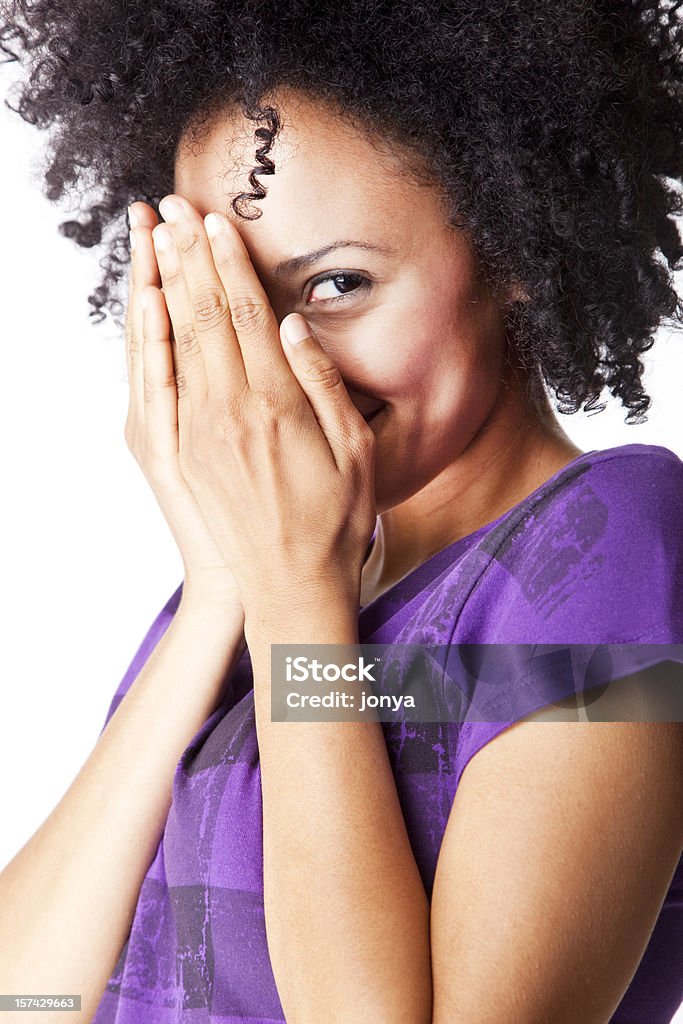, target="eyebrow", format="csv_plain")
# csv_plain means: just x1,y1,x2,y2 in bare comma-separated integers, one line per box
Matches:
272,240,399,277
